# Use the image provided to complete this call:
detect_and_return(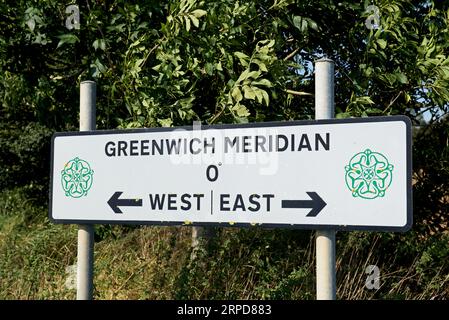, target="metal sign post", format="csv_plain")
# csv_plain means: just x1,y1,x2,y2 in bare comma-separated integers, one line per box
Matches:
76,81,96,300
315,58,336,300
